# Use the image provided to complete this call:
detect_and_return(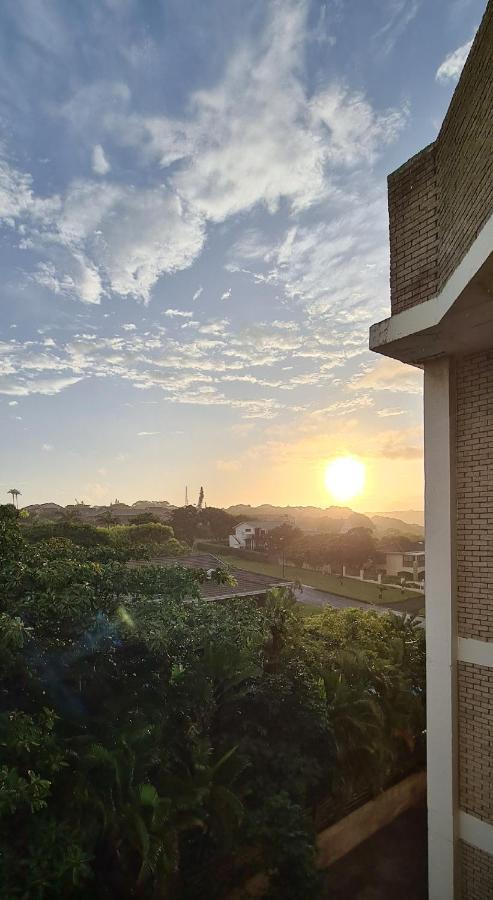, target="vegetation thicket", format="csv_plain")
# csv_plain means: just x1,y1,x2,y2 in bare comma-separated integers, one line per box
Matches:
0,504,425,899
